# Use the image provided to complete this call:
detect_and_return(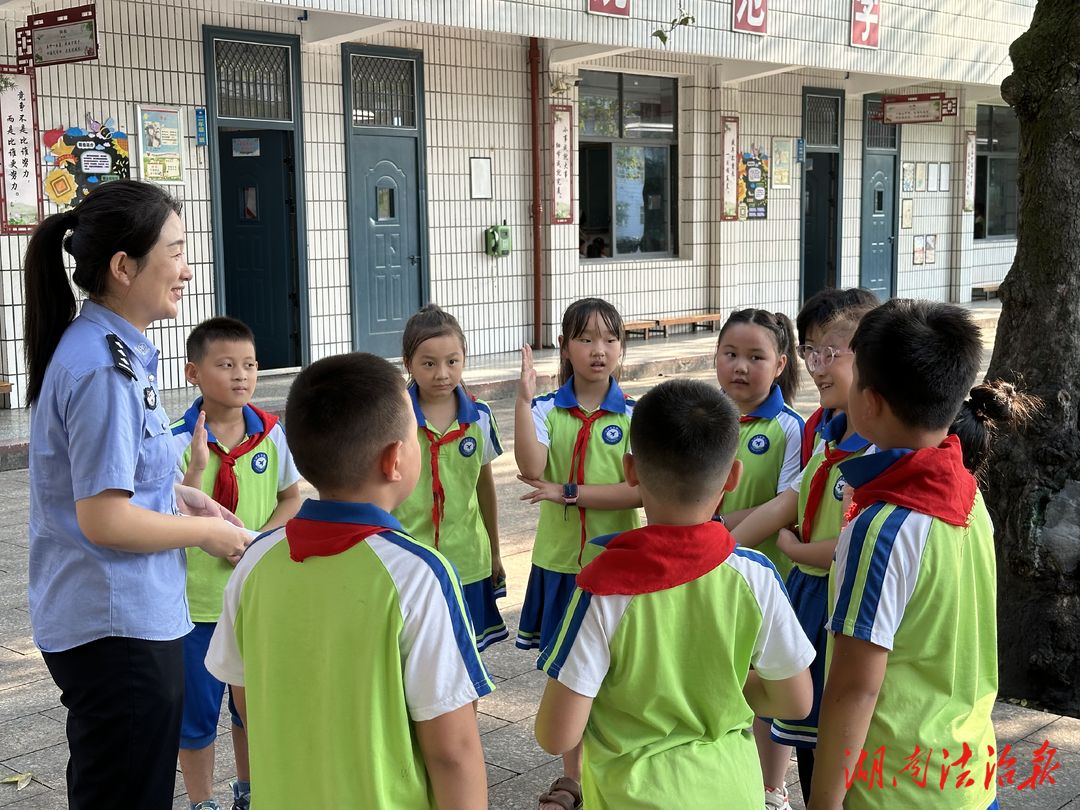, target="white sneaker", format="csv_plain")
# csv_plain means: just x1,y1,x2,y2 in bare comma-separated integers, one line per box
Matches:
764,782,791,810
